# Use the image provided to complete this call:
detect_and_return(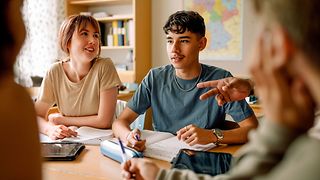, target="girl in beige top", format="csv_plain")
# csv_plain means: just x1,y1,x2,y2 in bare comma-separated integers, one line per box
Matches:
35,15,121,140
